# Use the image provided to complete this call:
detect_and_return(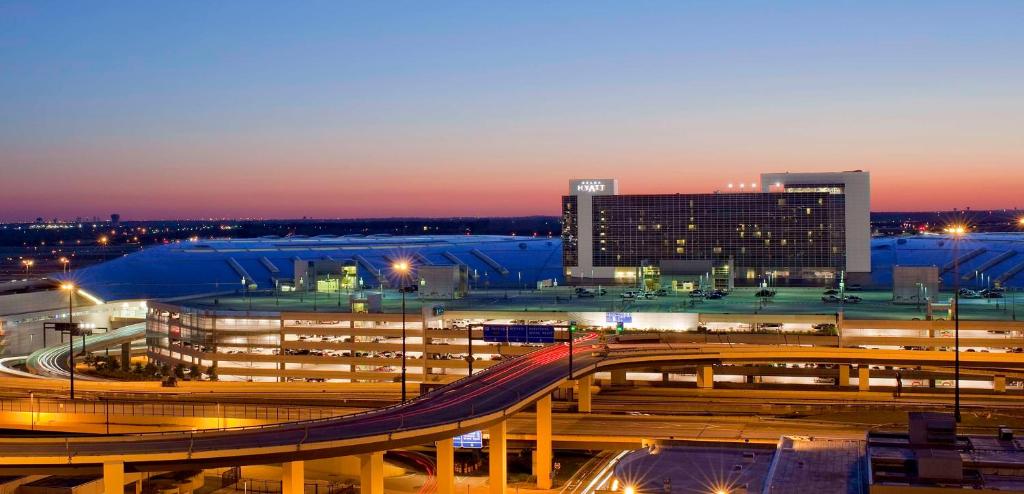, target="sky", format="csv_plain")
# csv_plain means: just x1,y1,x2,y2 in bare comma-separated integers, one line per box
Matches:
1,1,1023,221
